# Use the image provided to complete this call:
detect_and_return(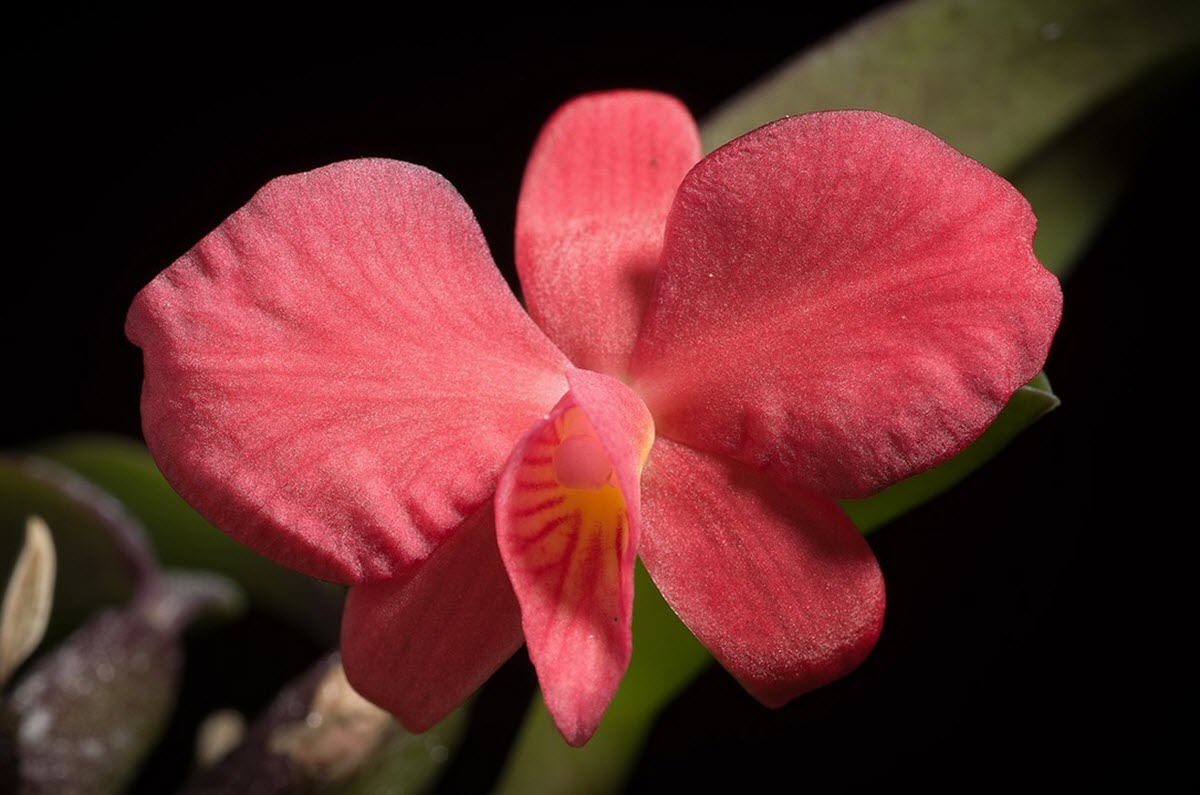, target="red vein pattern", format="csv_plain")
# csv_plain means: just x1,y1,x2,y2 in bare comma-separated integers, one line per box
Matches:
127,160,569,583
496,375,652,746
